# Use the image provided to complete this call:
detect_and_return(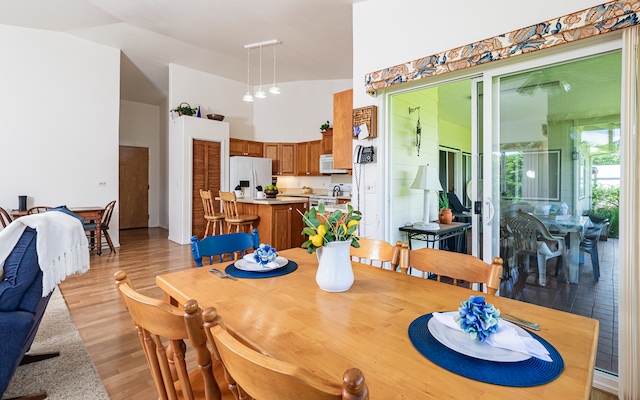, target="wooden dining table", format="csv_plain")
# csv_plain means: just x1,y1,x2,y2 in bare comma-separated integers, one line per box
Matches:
11,206,105,255
156,247,598,399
